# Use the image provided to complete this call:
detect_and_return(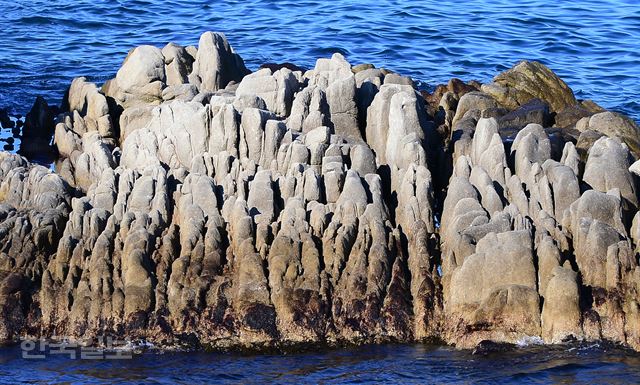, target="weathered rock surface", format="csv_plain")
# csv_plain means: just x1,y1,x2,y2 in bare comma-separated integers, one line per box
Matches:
2,34,640,353
307,54,361,141
189,31,249,92
108,45,167,108
482,60,577,112
582,111,640,158
236,68,301,116
0,153,71,341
